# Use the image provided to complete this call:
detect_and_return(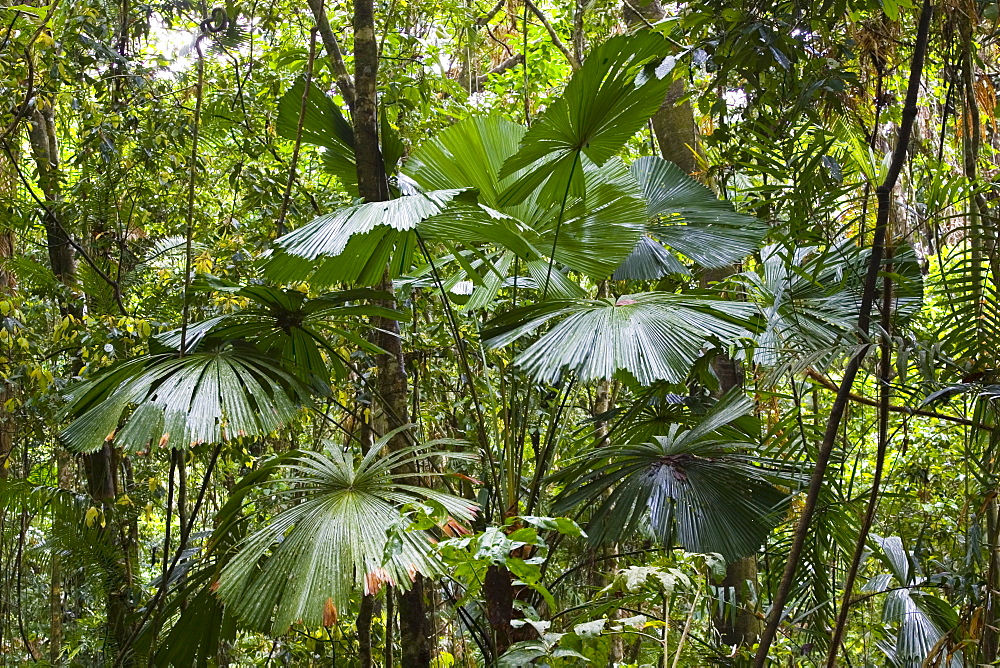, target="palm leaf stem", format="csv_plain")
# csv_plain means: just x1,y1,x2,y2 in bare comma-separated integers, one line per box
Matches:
543,151,581,299
179,42,205,356
414,233,500,502
525,377,576,516
753,2,933,662
117,440,223,666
